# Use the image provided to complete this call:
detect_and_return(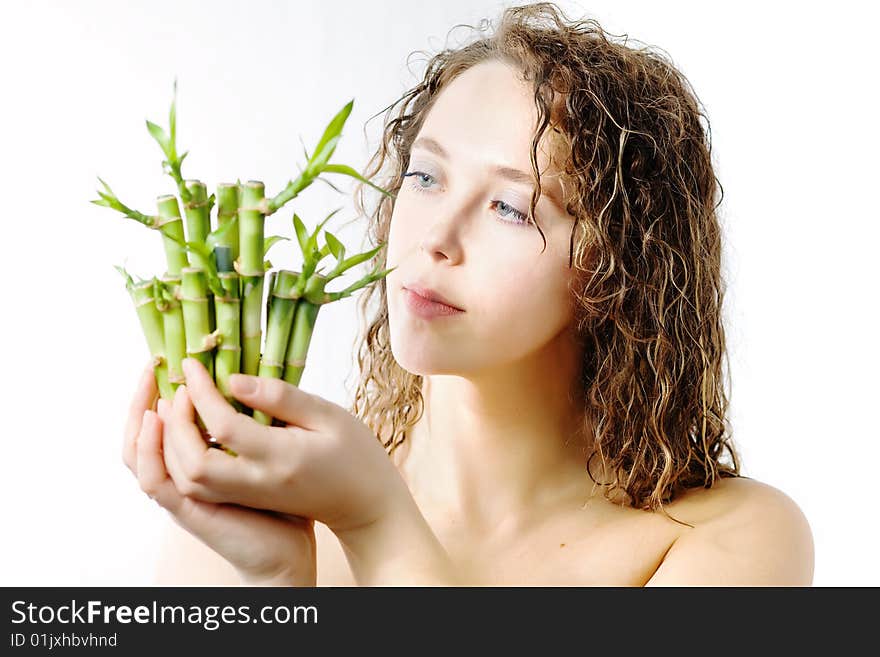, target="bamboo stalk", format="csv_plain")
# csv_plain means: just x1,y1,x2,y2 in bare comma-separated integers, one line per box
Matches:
183,180,215,333
180,267,217,378
156,276,186,389
182,181,211,267
156,195,189,276
215,183,240,264
238,180,266,376
253,270,302,425
282,274,327,386
128,279,175,400
213,246,242,406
